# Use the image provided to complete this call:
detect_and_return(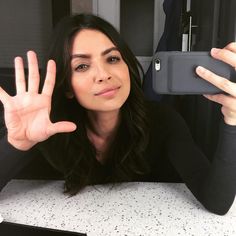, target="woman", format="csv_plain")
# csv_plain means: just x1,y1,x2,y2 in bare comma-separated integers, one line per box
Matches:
0,14,236,215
